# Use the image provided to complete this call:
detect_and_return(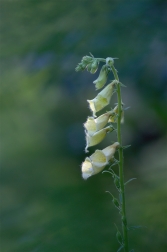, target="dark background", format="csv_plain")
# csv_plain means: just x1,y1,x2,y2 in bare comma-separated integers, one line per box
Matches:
0,0,167,251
